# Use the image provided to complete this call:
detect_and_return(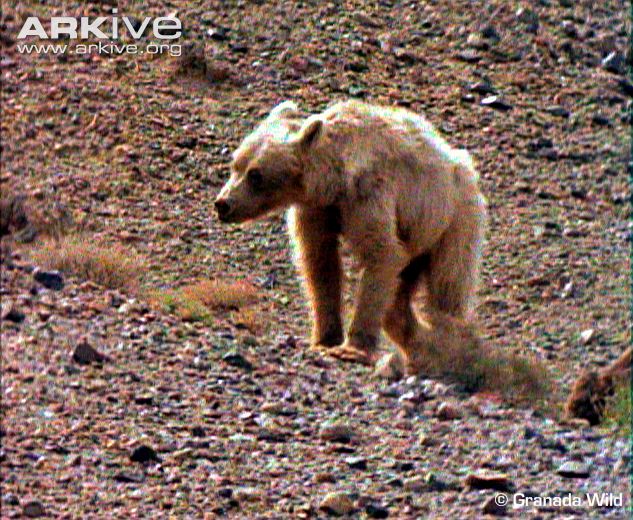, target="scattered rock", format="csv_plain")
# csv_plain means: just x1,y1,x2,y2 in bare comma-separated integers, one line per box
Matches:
319,492,355,516
465,471,512,491
405,472,460,492
365,503,389,518
469,81,496,95
130,445,160,463
217,487,233,498
3,492,19,506
516,7,539,33
617,78,633,97
233,487,263,502
482,495,507,516
33,269,64,290
191,426,206,437
222,351,253,371
457,50,482,63
319,421,355,443
3,307,25,323
466,33,490,50
602,52,626,75
113,472,145,483
374,352,404,380
345,456,368,470
22,501,45,518
561,21,578,39
545,105,570,118
436,402,462,420
557,461,590,478
481,24,500,41
591,114,611,126
580,329,595,344
480,95,513,111
72,340,108,365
